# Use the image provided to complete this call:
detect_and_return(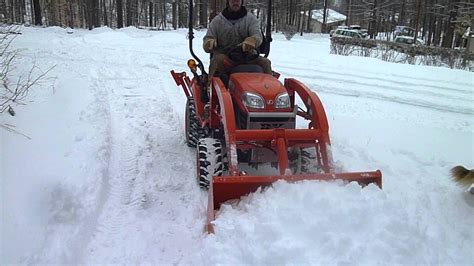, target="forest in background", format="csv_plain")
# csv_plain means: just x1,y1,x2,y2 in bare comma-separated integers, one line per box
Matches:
0,1,472,48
